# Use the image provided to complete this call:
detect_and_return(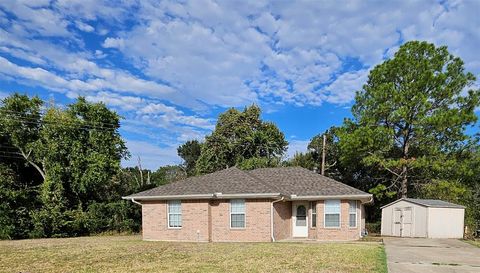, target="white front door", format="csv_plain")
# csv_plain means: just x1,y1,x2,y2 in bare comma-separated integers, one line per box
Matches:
292,202,308,237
